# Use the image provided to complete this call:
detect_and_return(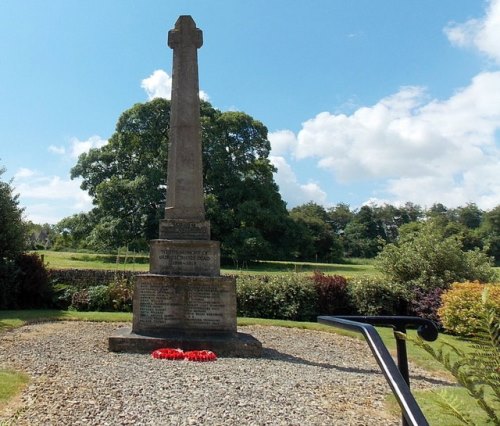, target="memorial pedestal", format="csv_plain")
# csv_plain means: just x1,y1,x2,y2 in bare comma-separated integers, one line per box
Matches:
108,16,261,357
108,273,262,356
